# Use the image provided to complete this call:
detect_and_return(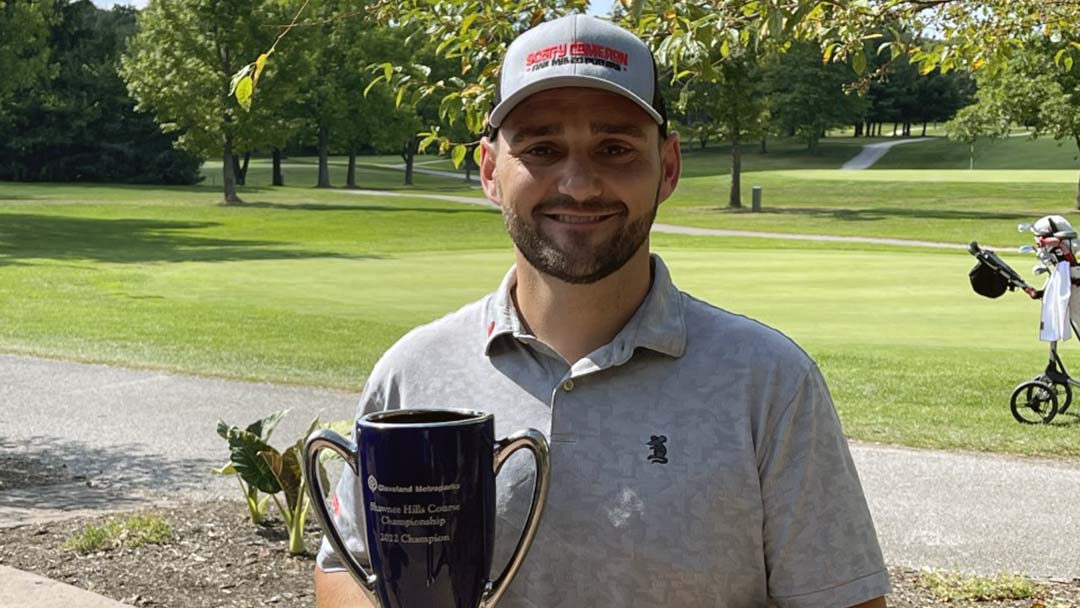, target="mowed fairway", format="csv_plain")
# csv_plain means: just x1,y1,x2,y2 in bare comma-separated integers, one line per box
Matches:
3,140,1080,458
